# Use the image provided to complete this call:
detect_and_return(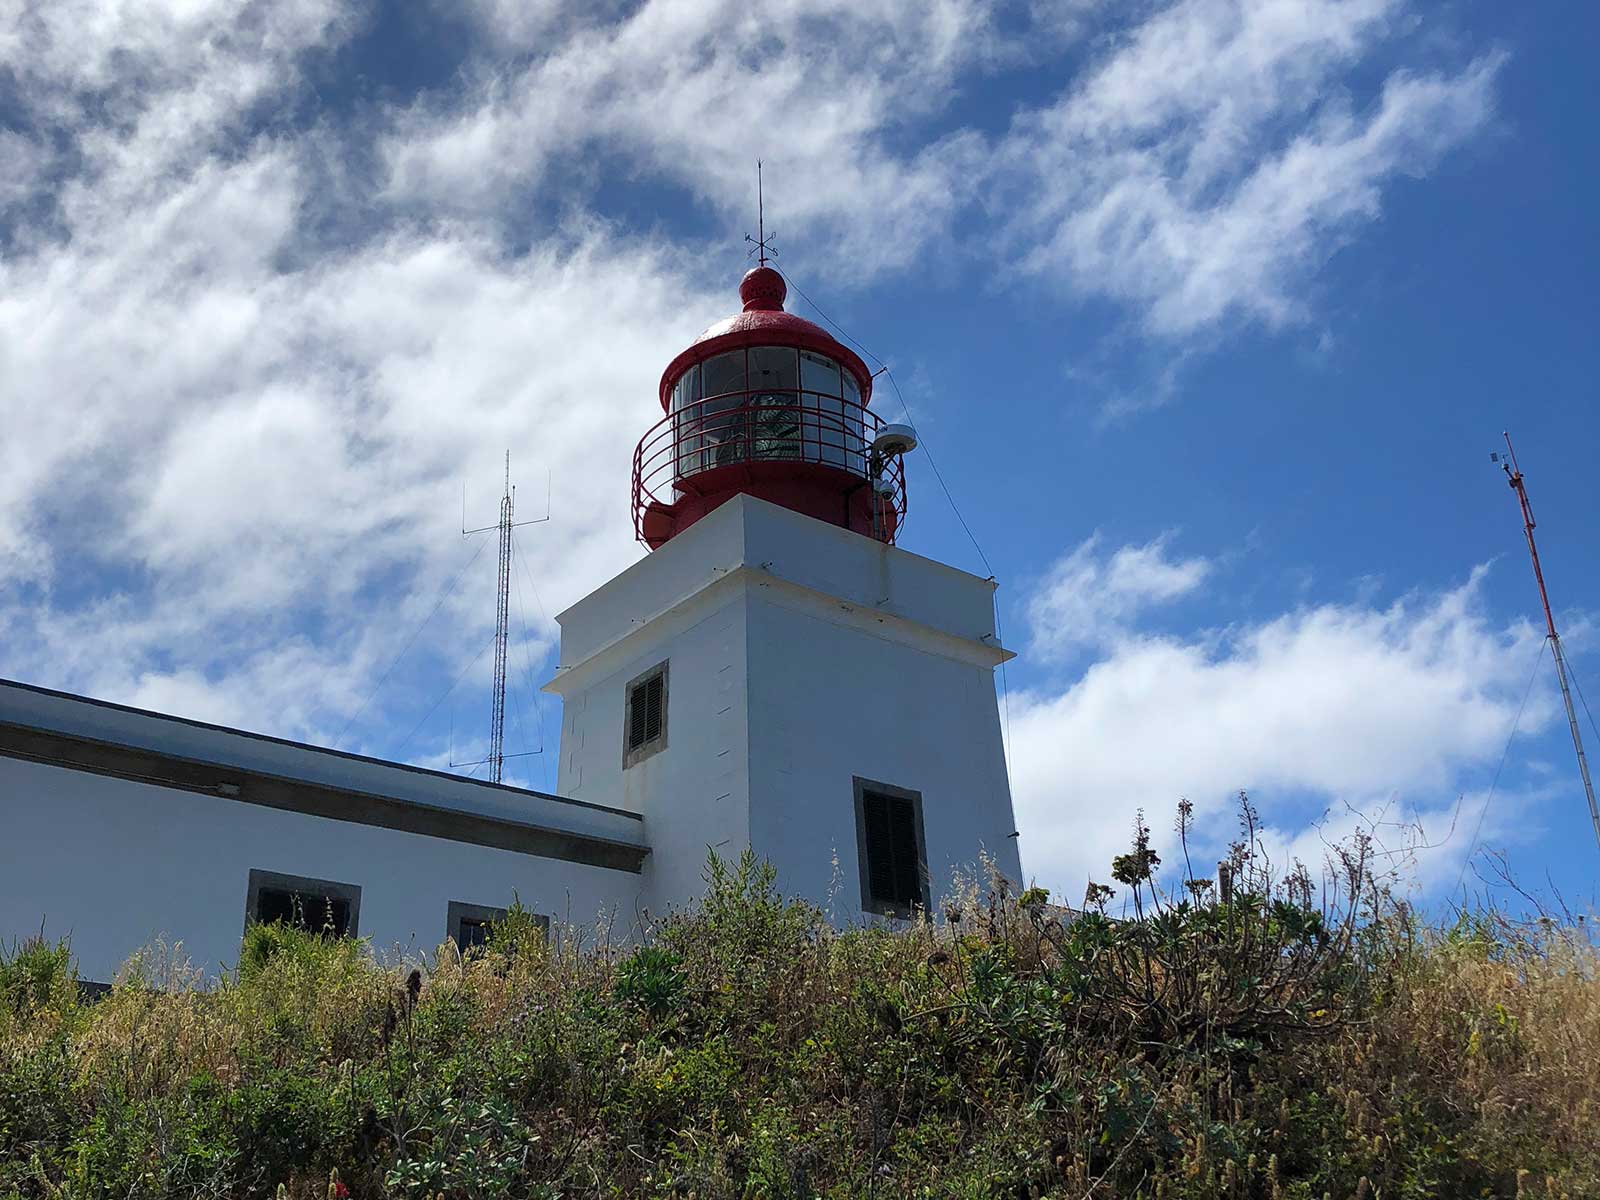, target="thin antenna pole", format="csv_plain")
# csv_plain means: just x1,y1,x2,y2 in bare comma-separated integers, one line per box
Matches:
744,160,777,266
1499,432,1600,850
